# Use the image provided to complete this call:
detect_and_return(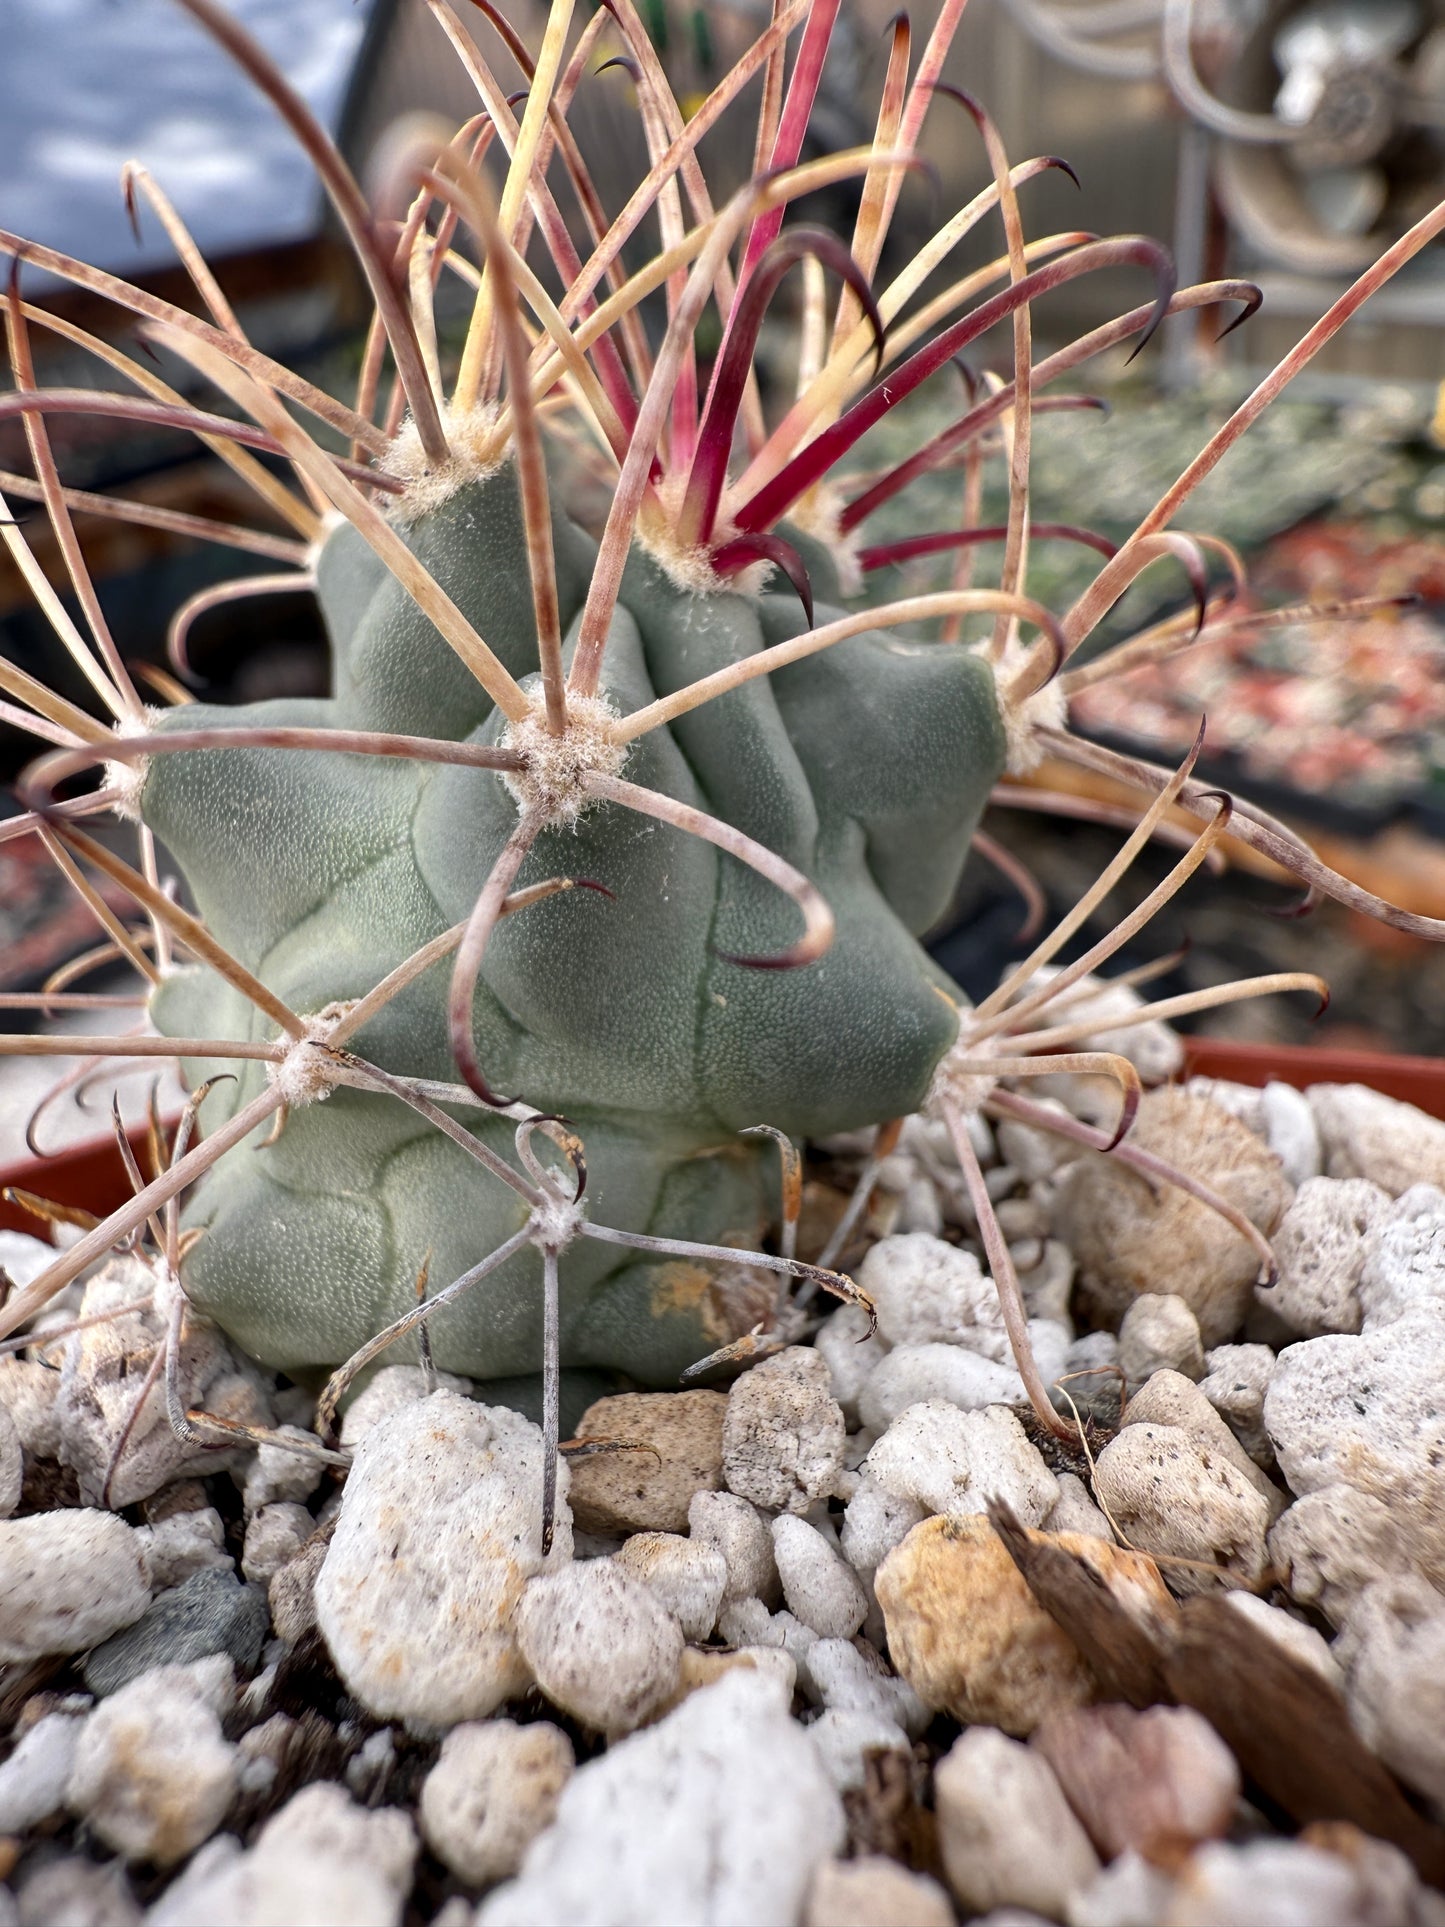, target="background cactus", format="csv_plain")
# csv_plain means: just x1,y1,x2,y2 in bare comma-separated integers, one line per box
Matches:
3,0,1444,1460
